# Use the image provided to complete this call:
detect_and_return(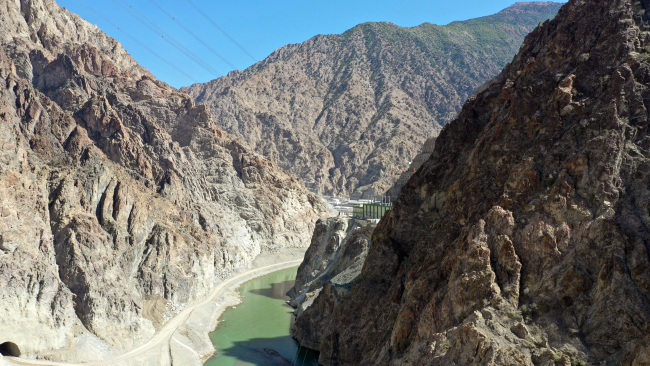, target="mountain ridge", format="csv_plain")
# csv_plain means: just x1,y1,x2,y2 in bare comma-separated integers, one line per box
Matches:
183,2,563,198
291,0,650,364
